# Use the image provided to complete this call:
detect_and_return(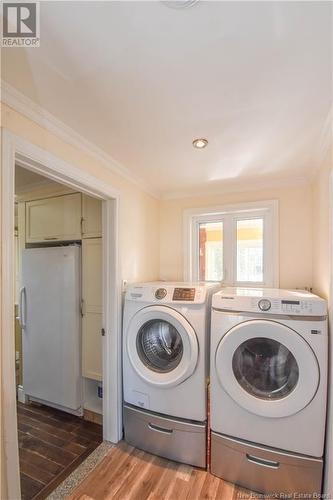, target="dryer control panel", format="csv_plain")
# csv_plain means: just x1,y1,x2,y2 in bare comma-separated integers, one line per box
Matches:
212,287,327,317
126,282,221,305
172,288,196,301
